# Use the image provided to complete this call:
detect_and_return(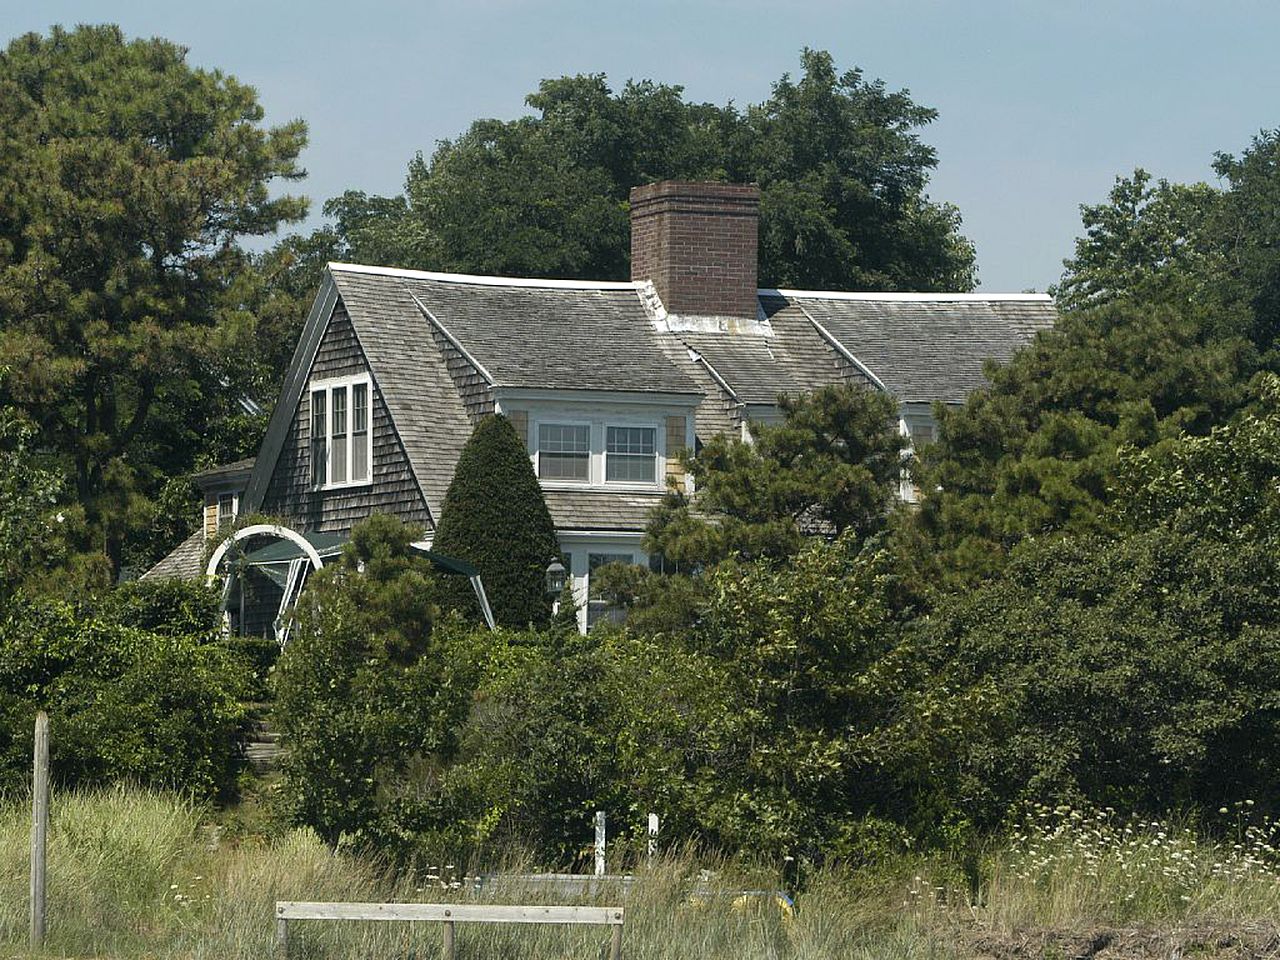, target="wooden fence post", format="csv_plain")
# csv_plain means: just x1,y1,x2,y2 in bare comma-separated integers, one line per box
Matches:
610,918,623,960
30,710,49,951
594,811,606,877
442,917,455,960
